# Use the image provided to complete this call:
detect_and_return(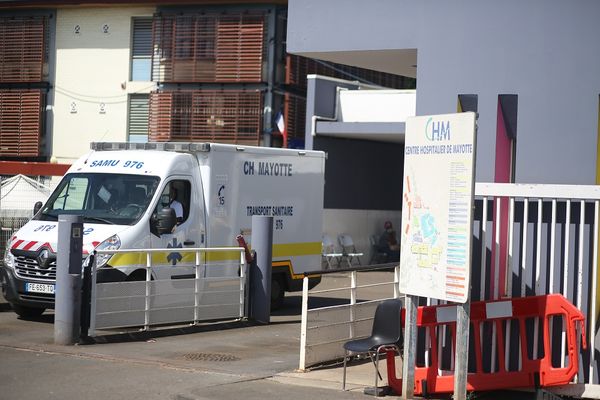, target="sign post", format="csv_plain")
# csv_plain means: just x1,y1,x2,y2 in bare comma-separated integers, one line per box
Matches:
400,112,477,400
